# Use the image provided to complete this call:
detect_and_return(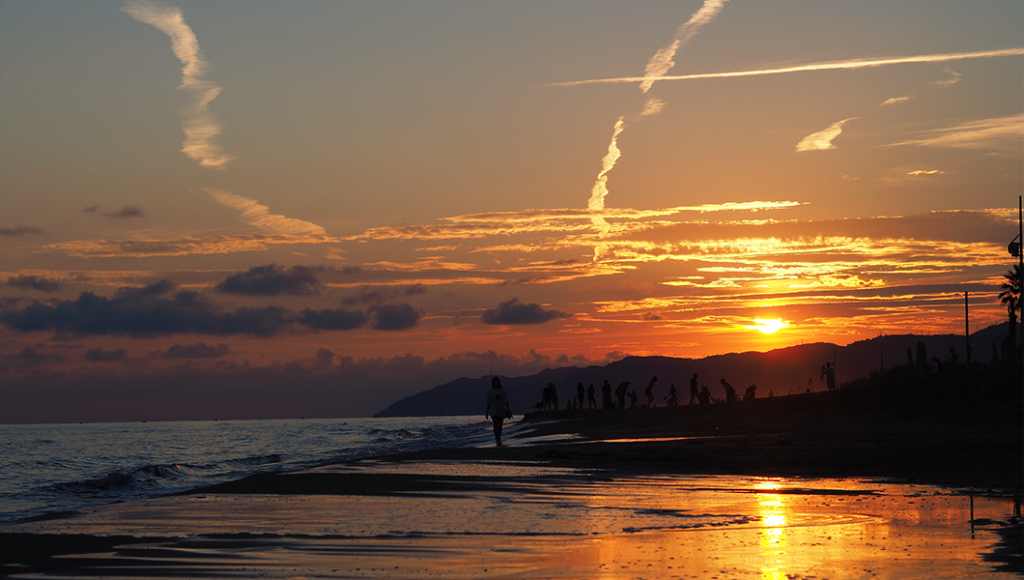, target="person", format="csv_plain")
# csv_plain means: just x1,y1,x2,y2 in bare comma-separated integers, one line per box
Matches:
645,376,658,407
576,383,585,409
601,380,614,409
743,384,756,401
627,389,638,408
689,373,699,405
587,383,597,409
615,381,630,409
664,384,680,407
823,363,836,391
698,385,711,405
485,376,513,446
721,379,737,403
